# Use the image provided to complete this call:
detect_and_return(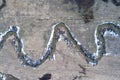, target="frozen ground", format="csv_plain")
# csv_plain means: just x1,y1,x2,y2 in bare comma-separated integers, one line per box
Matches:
0,0,120,80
